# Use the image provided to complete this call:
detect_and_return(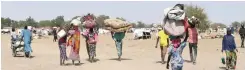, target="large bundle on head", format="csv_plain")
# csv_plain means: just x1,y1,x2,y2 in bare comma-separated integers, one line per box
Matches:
104,18,132,32
82,14,97,28
188,16,200,26
71,17,82,26
163,4,189,37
